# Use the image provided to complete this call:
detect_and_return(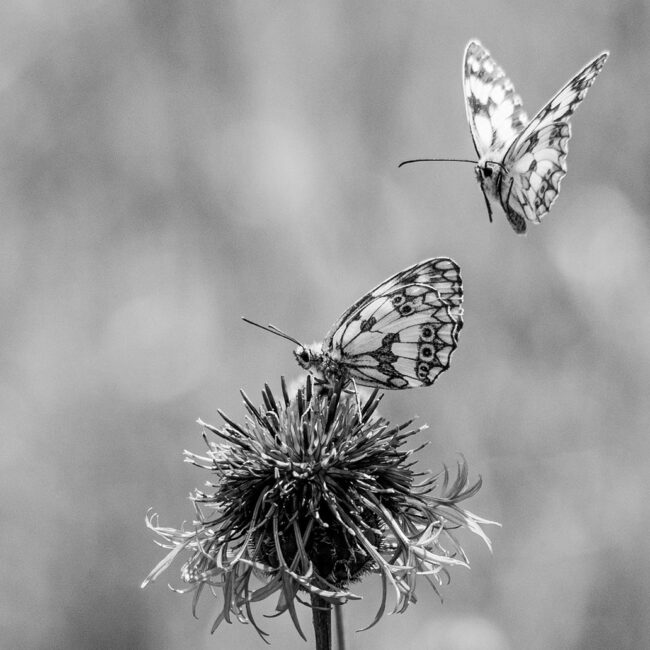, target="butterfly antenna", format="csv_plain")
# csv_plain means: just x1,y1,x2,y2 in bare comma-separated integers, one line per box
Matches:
398,157,477,168
242,317,302,346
